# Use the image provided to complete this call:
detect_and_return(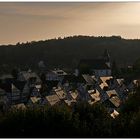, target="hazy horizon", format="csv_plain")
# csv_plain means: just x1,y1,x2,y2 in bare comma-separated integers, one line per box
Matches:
1,2,140,45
